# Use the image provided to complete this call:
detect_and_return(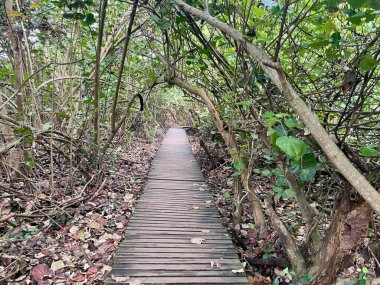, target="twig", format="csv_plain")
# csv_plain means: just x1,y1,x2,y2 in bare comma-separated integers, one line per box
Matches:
368,246,380,269
80,246,94,267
